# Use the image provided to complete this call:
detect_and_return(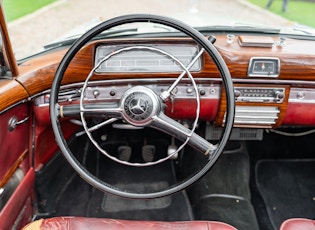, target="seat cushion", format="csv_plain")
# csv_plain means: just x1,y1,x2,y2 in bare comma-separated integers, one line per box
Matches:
280,218,315,230
23,217,237,230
